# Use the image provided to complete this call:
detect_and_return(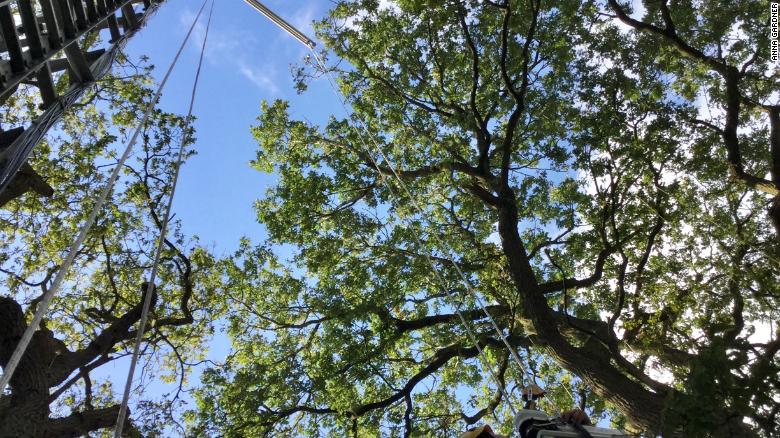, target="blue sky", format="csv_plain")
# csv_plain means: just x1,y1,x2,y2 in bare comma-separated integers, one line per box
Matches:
126,0,336,256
